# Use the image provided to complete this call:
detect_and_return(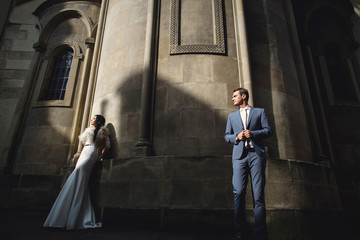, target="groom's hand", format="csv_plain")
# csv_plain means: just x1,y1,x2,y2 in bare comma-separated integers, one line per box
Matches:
243,130,253,139
236,131,246,141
